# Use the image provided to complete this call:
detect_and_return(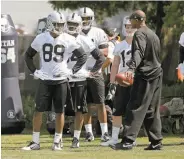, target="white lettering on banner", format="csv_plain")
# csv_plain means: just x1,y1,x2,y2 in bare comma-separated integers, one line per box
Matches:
1,40,15,47
1,47,16,63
